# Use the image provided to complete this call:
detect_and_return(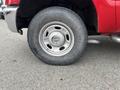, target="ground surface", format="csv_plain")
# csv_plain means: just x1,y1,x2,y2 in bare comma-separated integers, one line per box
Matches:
0,20,120,90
